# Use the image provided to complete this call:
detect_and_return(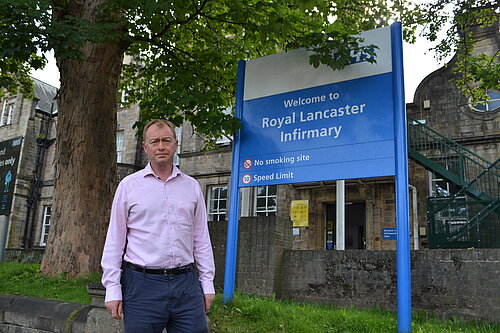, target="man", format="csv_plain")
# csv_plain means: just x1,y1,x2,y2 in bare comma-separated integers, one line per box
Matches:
101,119,215,333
